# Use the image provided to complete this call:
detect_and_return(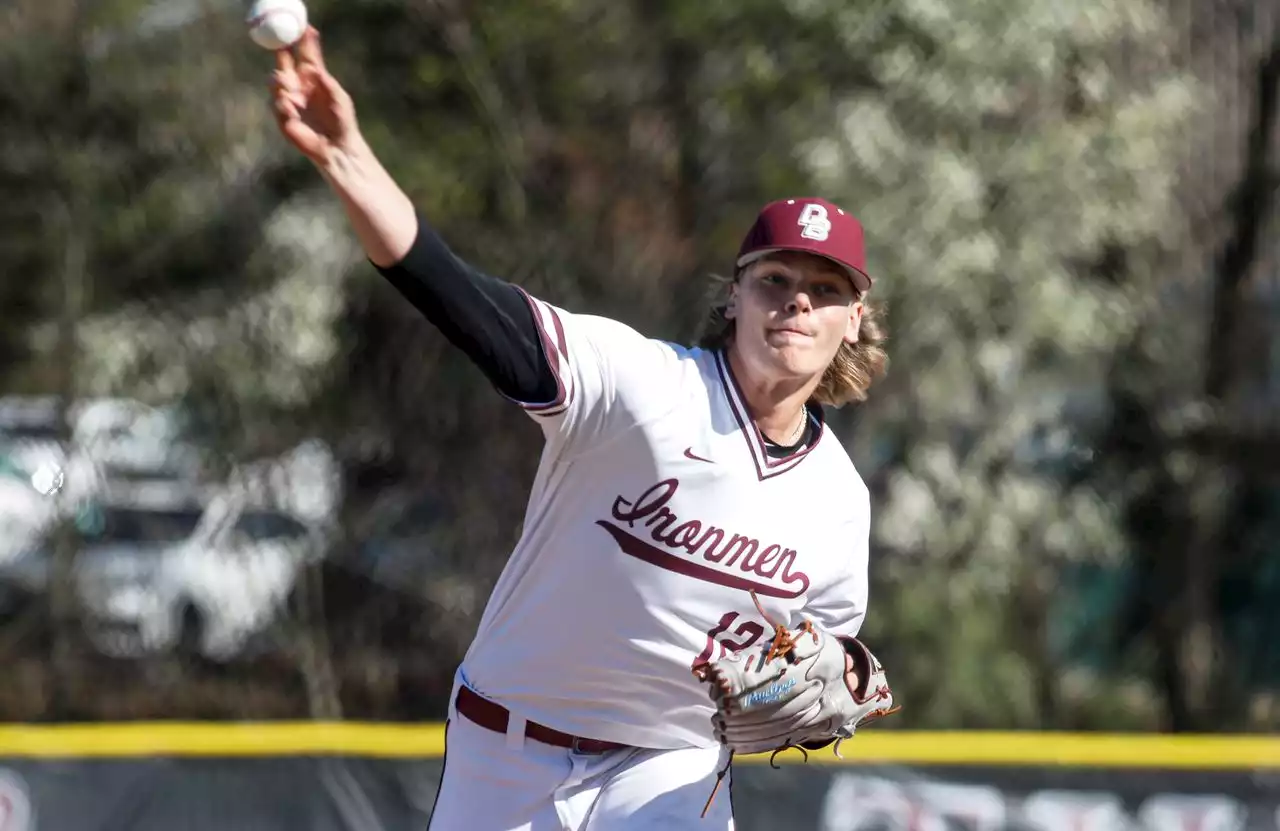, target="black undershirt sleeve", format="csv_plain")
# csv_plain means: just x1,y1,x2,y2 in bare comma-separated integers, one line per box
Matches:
371,213,559,405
